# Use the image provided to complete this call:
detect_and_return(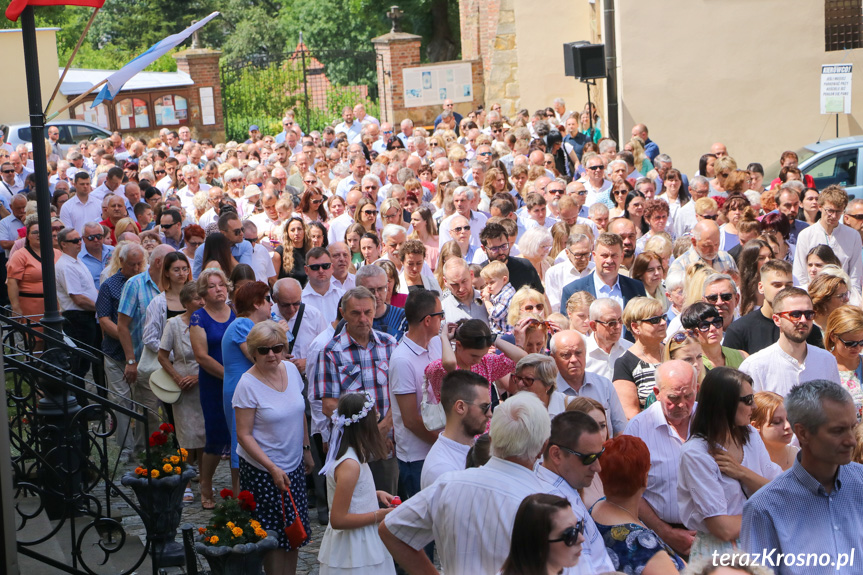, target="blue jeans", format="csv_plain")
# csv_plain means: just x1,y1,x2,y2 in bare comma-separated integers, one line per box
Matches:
397,458,424,500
